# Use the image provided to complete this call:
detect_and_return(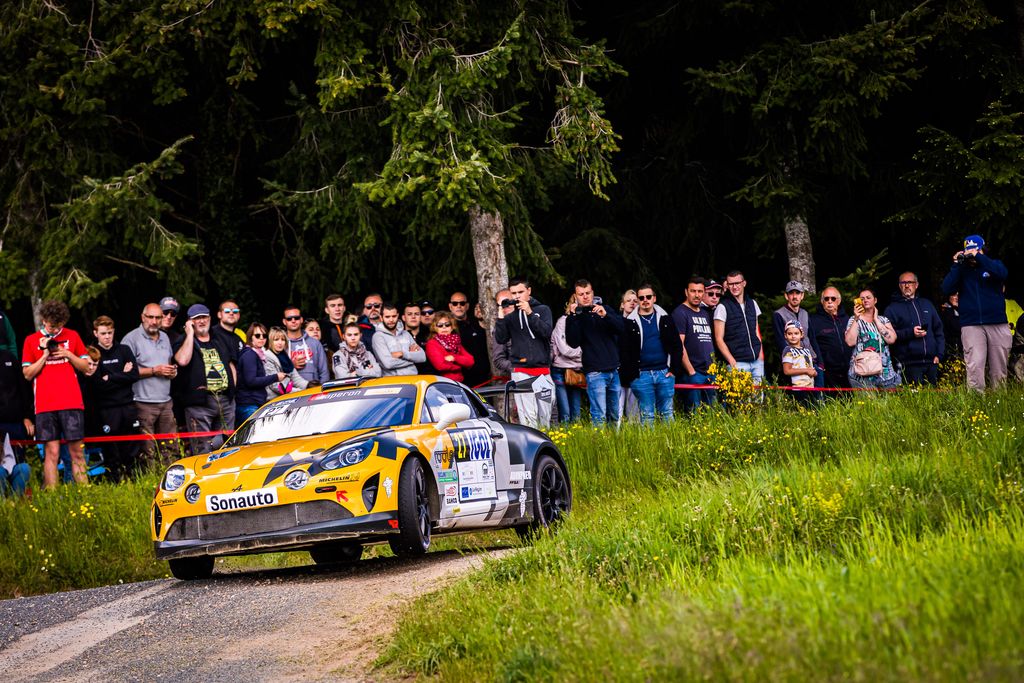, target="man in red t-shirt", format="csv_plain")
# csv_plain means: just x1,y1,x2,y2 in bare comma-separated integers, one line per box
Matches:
22,300,91,488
